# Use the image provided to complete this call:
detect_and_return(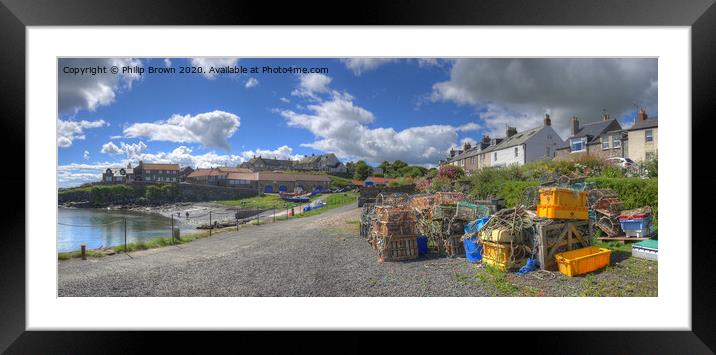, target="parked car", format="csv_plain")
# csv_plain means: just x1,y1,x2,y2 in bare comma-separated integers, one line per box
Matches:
606,157,635,169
